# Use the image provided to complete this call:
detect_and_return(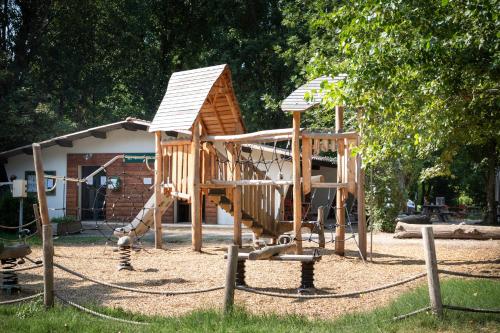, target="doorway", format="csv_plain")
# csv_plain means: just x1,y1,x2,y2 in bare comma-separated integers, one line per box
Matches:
81,166,106,220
